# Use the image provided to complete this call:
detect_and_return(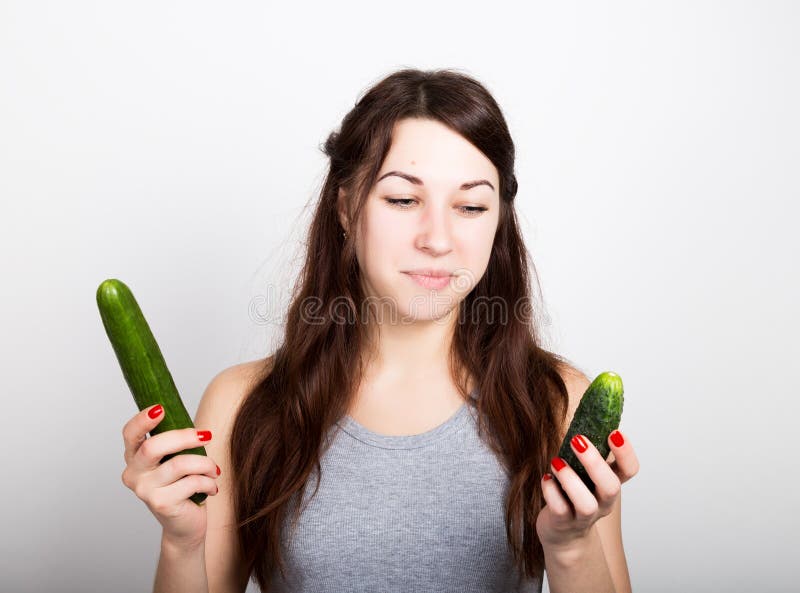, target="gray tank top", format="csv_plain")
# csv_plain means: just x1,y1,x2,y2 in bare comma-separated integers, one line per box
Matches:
268,389,544,593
